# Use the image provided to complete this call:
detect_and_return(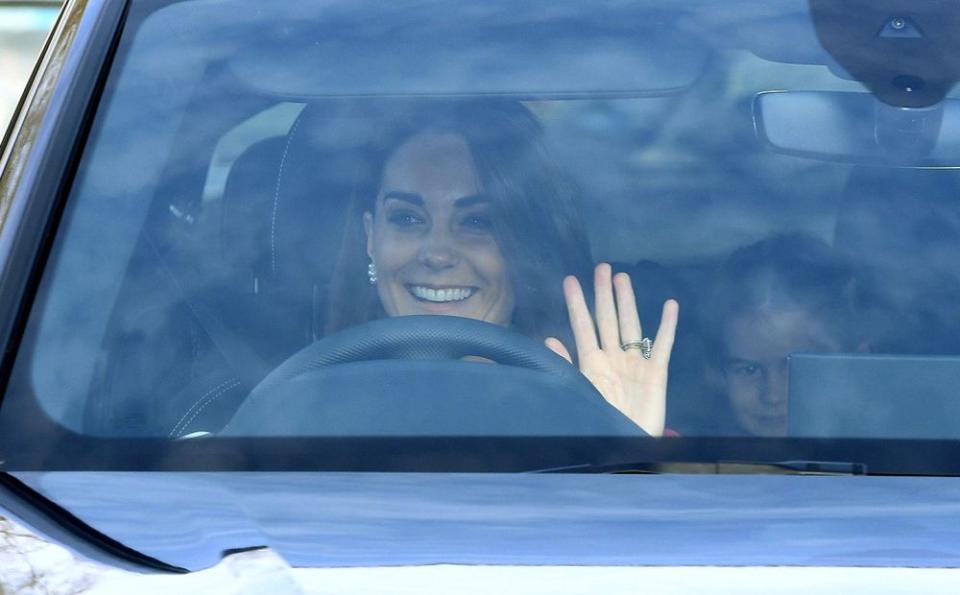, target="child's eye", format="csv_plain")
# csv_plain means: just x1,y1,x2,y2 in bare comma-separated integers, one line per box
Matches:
732,363,760,377
725,360,762,378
